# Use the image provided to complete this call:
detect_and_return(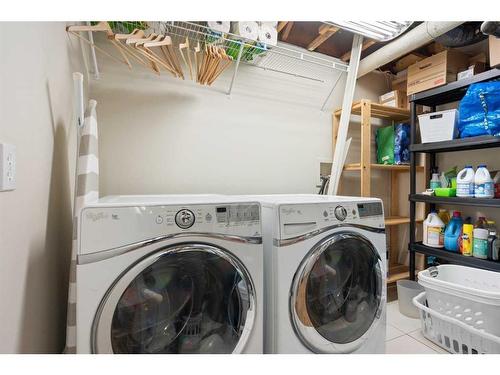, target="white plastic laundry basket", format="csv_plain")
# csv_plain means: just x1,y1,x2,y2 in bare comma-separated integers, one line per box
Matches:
413,292,500,354
418,265,500,337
